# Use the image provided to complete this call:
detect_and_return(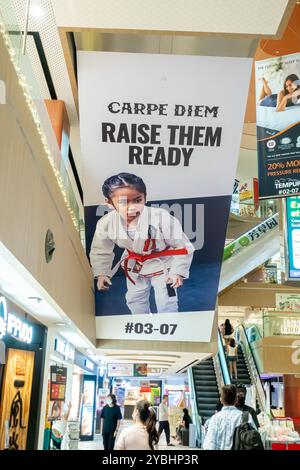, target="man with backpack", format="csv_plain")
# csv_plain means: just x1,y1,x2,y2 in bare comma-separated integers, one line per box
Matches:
203,385,260,450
